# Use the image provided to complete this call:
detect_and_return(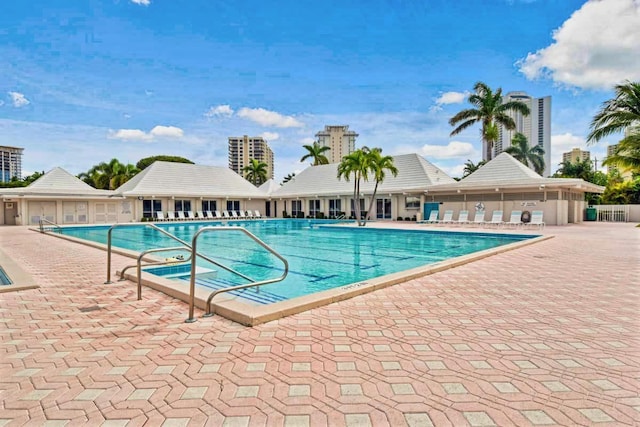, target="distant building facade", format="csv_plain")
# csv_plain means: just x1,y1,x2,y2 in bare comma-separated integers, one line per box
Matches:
495,92,551,177
0,145,24,183
228,136,274,182
607,143,633,180
315,125,358,163
562,148,590,164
